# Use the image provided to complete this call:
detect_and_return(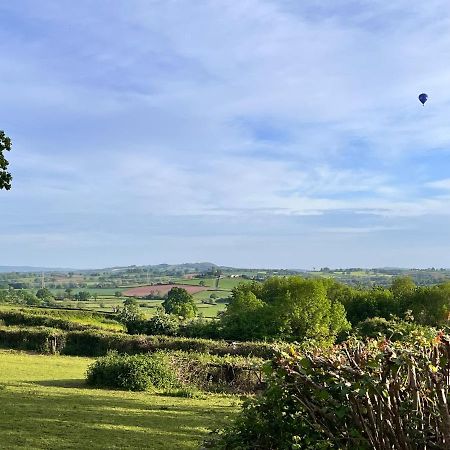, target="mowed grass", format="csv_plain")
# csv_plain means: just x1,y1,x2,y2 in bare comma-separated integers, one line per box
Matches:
0,350,239,449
